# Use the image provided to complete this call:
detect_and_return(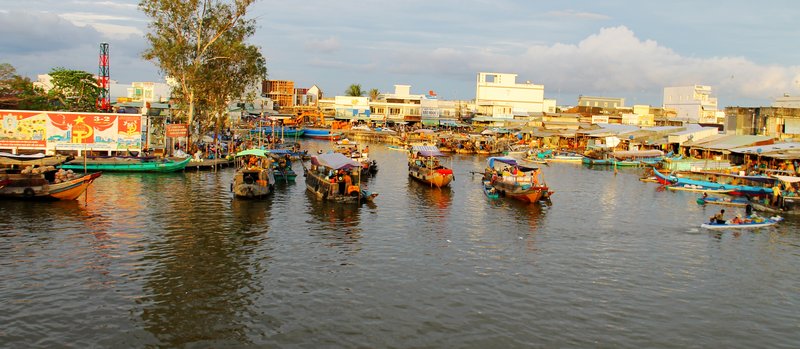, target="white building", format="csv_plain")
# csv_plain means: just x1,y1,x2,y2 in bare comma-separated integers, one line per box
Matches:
475,72,545,118
369,84,425,124
773,94,800,108
663,85,720,123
